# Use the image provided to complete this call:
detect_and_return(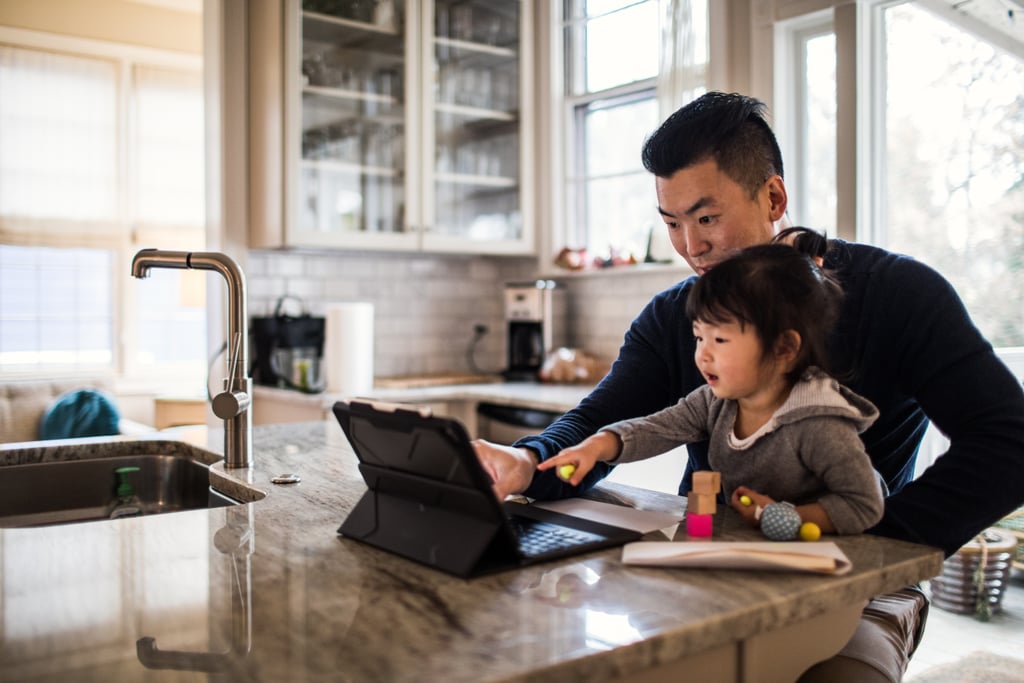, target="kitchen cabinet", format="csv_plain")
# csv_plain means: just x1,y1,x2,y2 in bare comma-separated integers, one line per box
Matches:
249,0,534,255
